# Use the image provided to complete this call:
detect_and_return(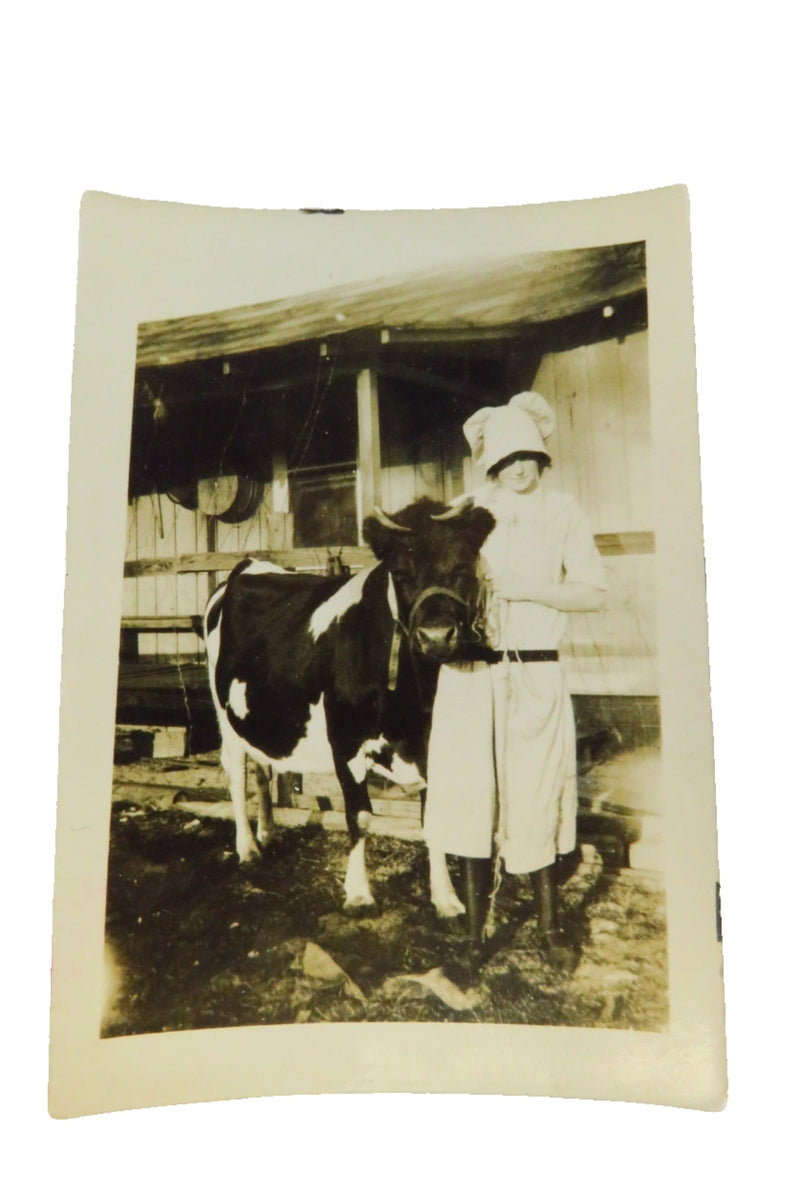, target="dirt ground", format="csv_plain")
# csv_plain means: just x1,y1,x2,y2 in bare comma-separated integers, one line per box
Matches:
103,761,668,1036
